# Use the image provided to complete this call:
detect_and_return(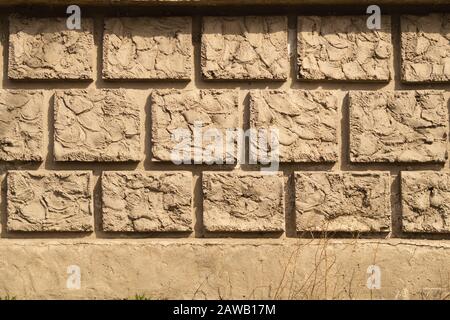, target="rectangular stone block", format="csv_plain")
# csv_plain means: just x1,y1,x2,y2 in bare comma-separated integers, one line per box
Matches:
201,16,288,80
249,90,338,162
350,91,447,163
8,16,94,80
0,90,44,161
54,89,142,162
401,171,450,233
103,17,193,80
202,172,284,232
102,171,193,232
401,14,450,82
151,89,238,163
297,16,392,81
7,171,93,232
295,172,391,232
